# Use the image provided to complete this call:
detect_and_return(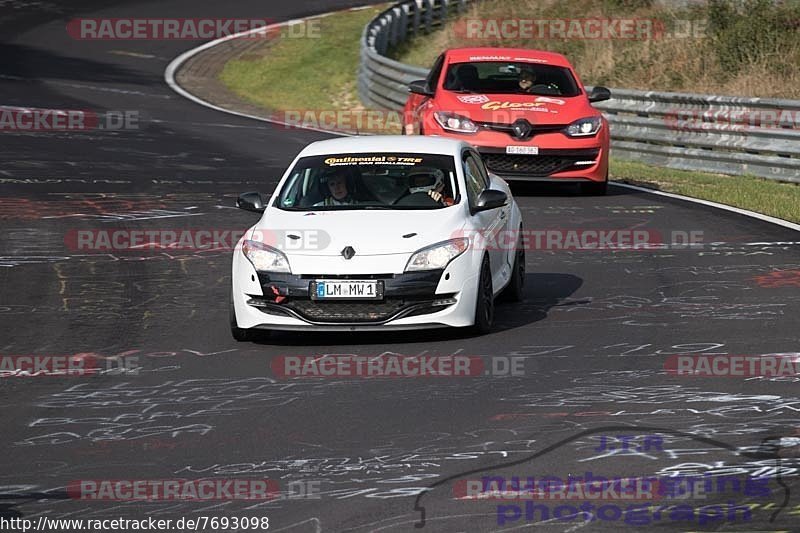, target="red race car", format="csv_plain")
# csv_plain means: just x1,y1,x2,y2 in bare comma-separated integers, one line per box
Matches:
403,47,611,195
